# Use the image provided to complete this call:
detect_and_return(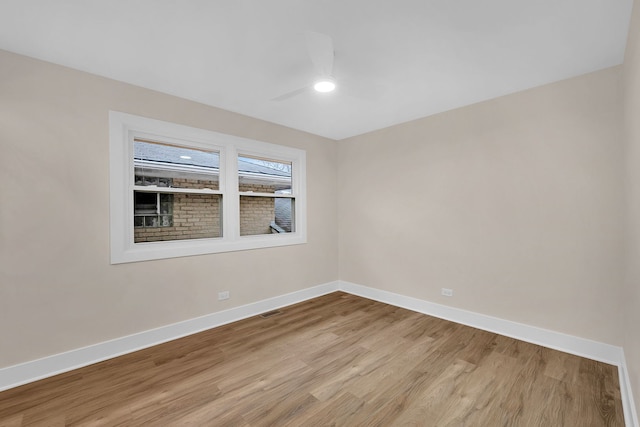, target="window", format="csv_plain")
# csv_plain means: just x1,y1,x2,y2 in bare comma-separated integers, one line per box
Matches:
109,112,306,263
